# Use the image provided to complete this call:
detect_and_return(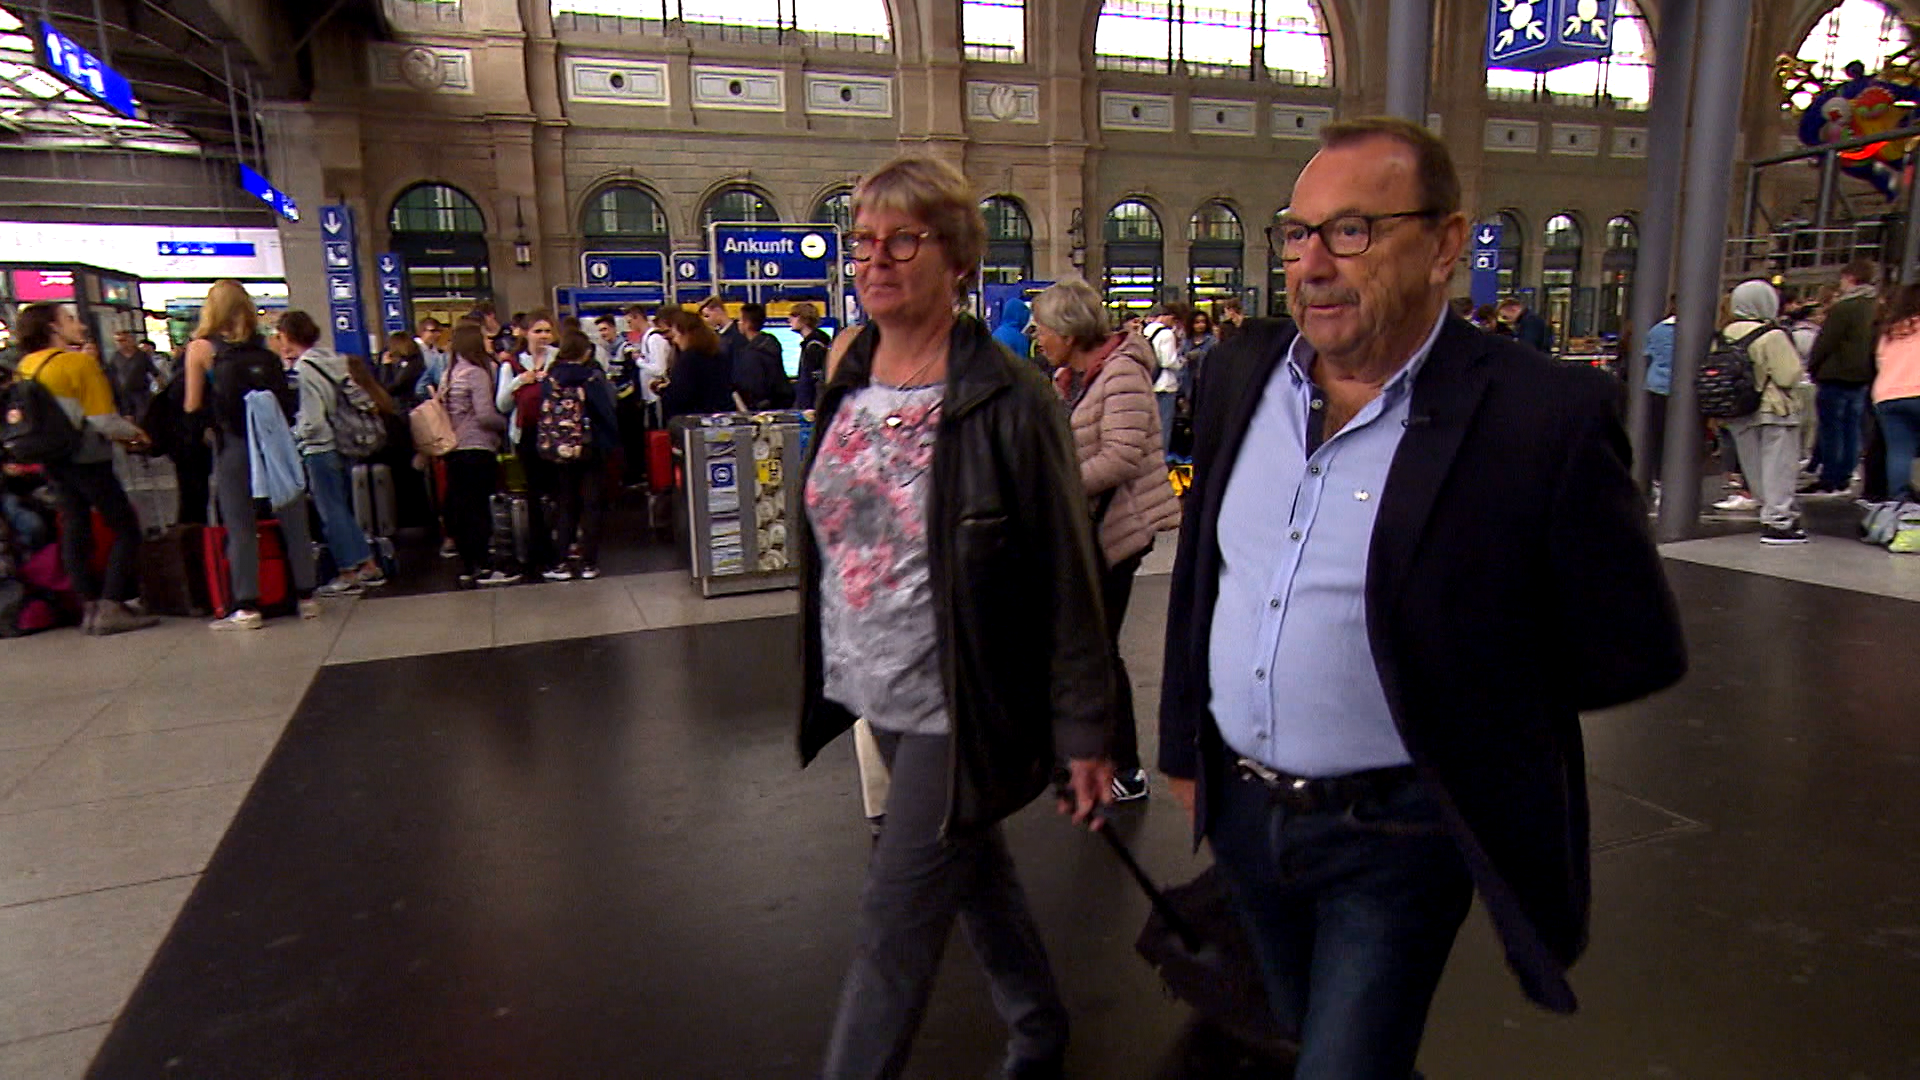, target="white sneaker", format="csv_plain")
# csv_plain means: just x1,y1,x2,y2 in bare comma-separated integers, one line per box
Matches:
299,599,322,620
1713,494,1759,512
210,610,263,631
476,570,521,587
